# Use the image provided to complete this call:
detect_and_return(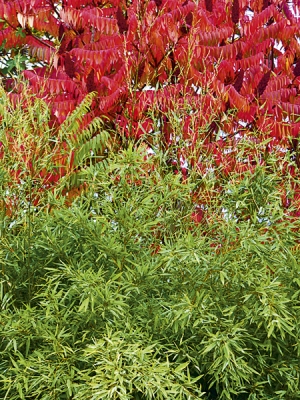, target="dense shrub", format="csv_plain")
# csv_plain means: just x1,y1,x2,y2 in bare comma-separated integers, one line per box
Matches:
0,139,299,399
